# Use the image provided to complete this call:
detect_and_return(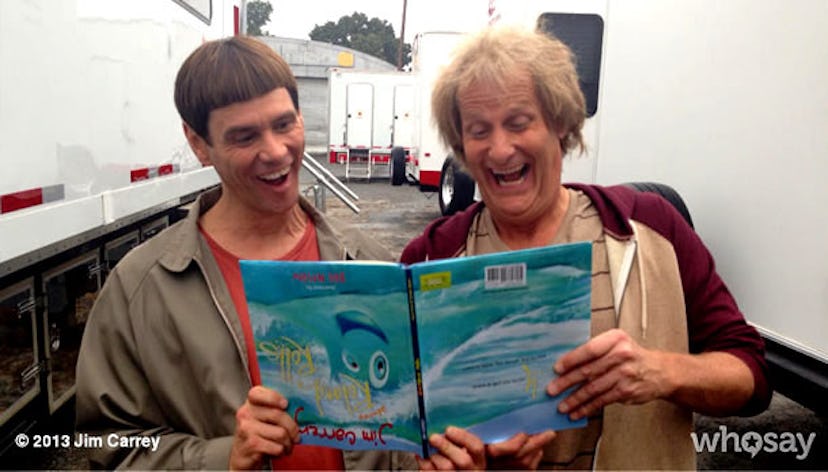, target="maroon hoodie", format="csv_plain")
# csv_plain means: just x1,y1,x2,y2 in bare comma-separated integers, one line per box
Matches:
401,183,771,416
